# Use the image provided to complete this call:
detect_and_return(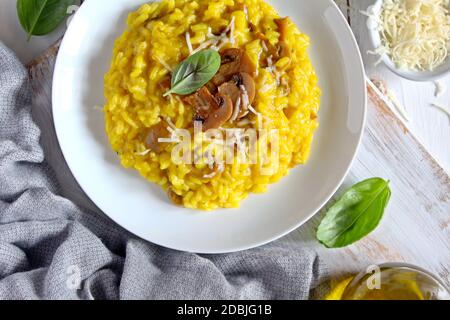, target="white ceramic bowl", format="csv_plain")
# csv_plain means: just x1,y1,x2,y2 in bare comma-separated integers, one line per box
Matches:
367,0,450,82
52,0,366,253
